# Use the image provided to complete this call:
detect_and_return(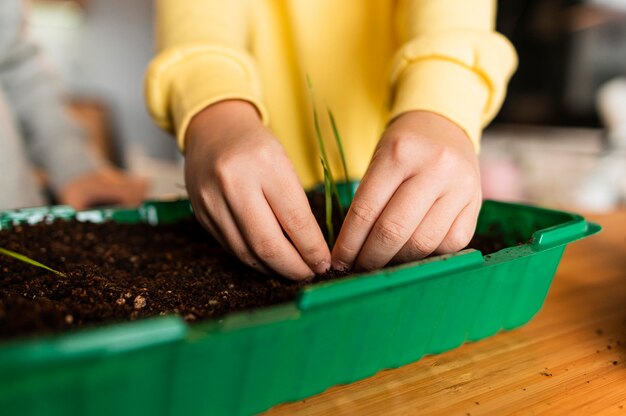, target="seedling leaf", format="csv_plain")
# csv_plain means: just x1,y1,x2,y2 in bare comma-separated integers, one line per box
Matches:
327,108,353,202
308,76,347,247
309,87,344,211
0,246,66,277
321,158,335,248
